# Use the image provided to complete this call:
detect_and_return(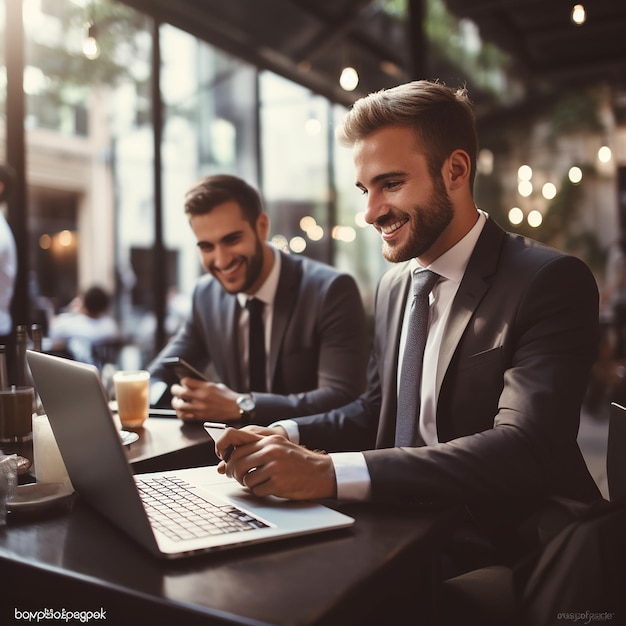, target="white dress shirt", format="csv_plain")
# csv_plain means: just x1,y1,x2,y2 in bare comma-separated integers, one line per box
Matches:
275,211,487,500
236,246,281,391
